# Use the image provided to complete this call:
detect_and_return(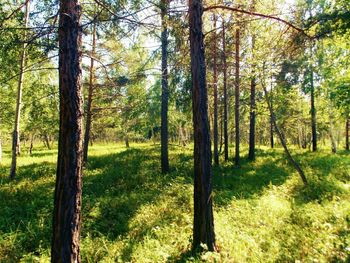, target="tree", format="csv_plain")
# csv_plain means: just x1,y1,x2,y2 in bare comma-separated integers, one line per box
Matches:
83,10,97,165
189,0,216,251
212,14,219,166
234,27,240,166
9,0,30,179
161,0,170,173
51,0,84,261
222,20,229,161
248,0,256,161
